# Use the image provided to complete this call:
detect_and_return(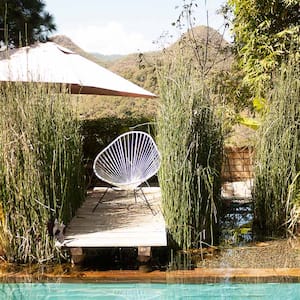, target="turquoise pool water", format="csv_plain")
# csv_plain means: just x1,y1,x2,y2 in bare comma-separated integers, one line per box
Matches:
0,282,300,299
